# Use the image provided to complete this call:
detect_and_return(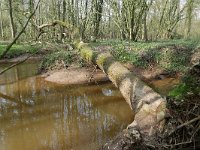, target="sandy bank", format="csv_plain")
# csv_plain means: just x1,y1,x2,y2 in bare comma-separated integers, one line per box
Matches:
44,67,109,85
